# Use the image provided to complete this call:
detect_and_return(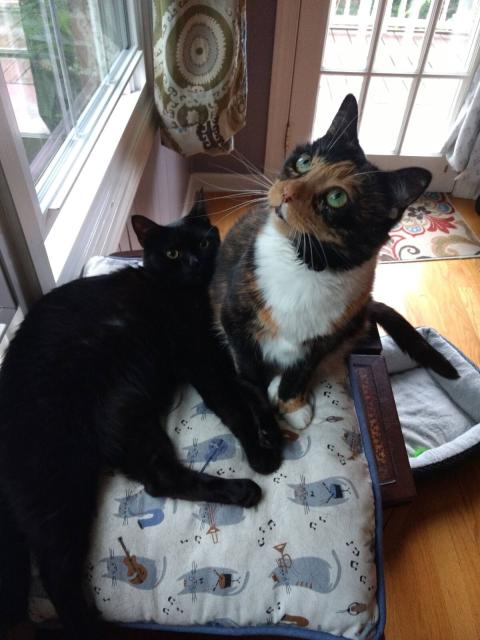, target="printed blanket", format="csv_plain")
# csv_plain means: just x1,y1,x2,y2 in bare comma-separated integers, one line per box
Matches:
29,257,385,640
